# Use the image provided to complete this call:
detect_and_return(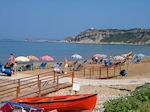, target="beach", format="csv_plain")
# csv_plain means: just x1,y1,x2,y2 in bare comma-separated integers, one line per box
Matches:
0,57,150,111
